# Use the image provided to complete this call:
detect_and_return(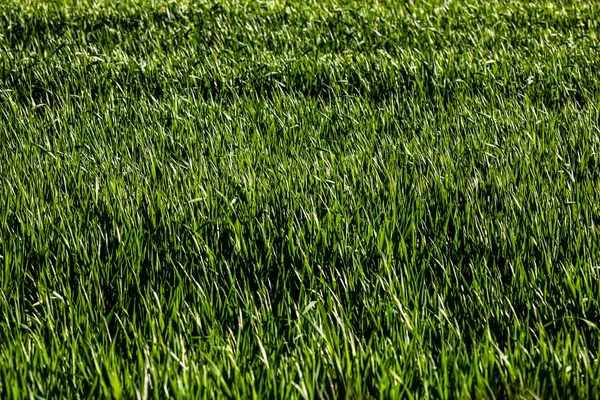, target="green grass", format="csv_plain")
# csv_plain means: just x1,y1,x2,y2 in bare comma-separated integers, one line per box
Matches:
1,0,600,398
